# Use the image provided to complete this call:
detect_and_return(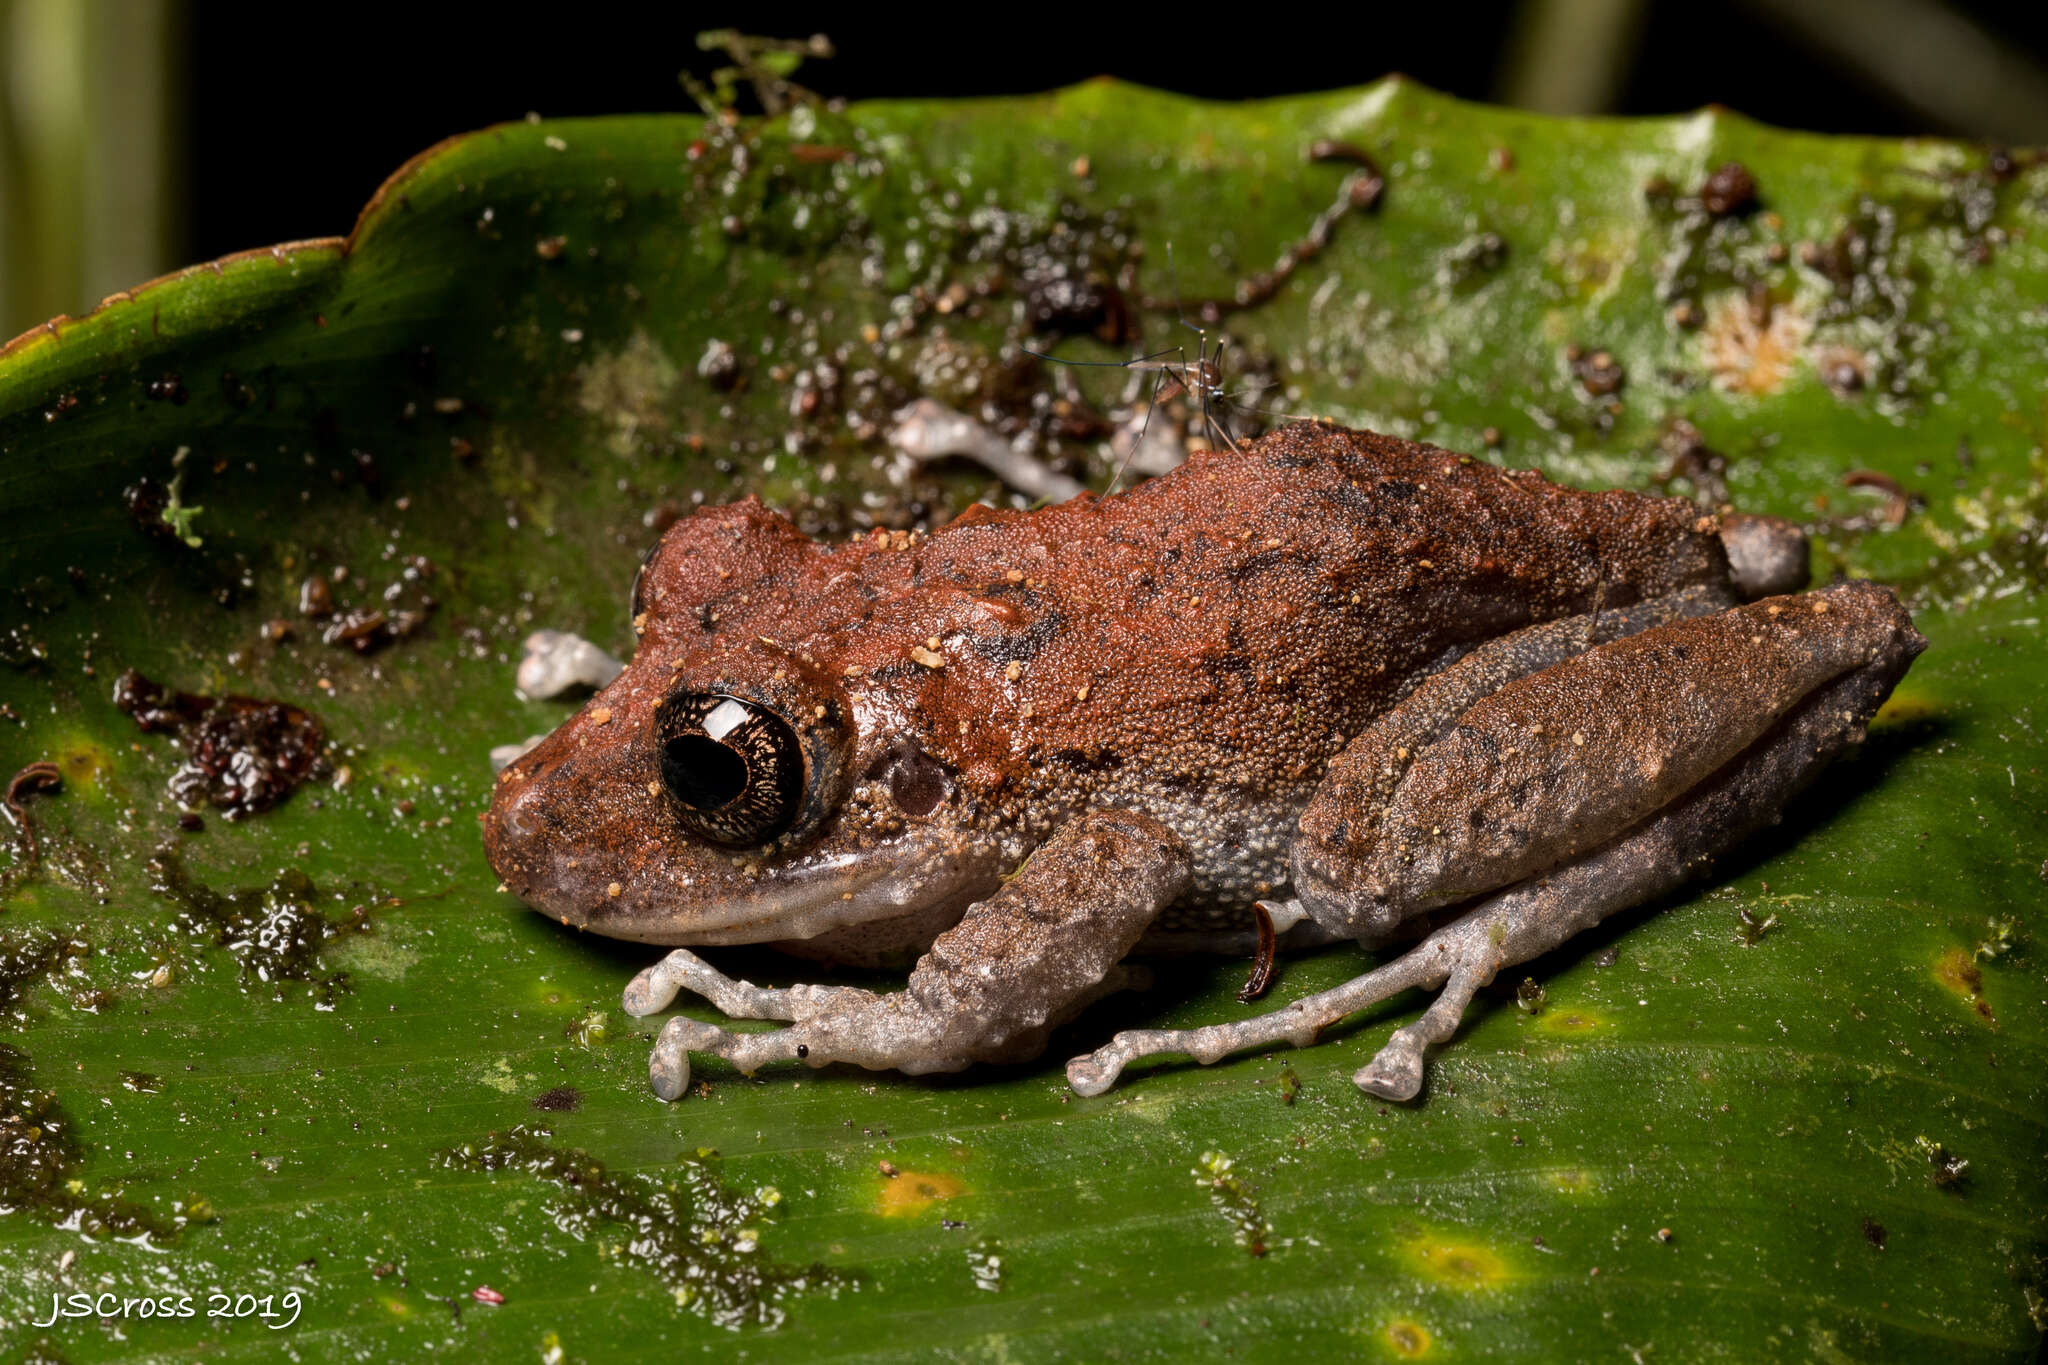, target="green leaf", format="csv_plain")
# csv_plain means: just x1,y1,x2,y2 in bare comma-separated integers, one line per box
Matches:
0,80,2043,1361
